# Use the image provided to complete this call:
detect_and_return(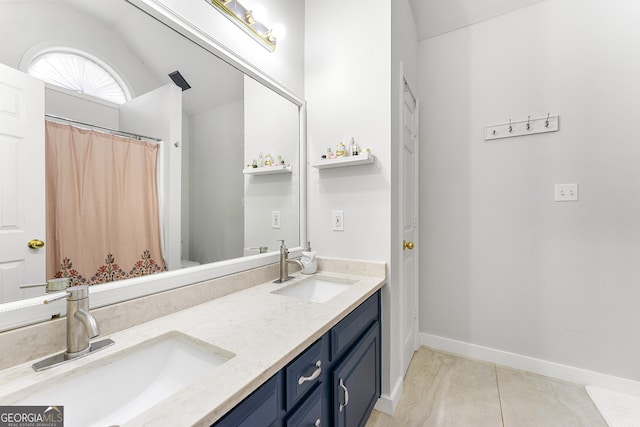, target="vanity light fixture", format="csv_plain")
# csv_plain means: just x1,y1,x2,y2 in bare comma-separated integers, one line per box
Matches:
207,0,282,52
